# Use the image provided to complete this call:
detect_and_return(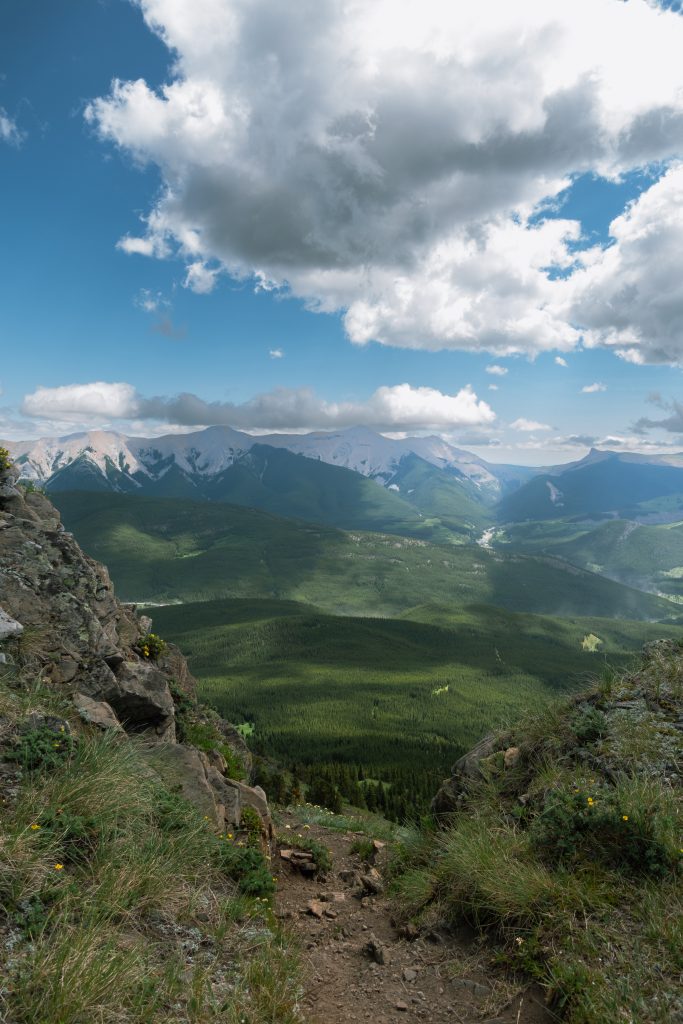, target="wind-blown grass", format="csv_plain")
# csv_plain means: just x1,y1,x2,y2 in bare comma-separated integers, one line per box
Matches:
0,704,301,1024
